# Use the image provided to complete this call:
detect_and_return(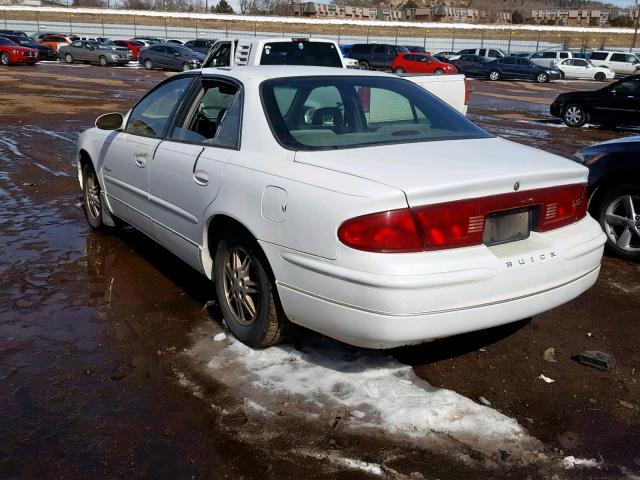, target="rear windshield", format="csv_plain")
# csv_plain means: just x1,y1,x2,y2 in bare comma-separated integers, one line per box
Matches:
261,76,490,151
259,41,342,68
